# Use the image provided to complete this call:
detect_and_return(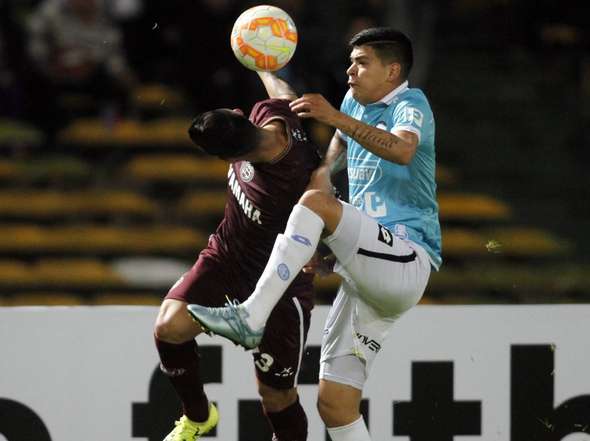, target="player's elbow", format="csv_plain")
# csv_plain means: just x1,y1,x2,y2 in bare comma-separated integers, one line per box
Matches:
272,93,297,103
388,144,416,165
